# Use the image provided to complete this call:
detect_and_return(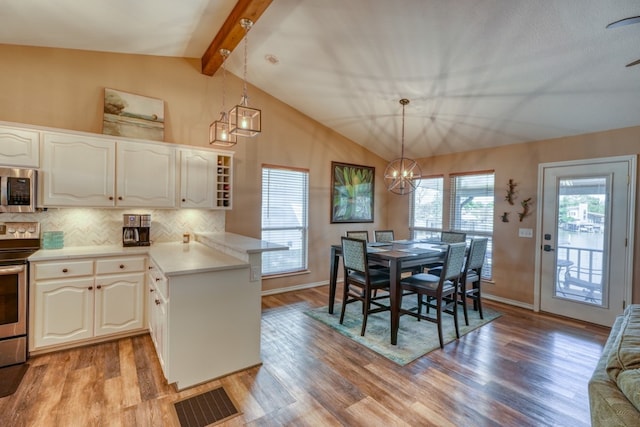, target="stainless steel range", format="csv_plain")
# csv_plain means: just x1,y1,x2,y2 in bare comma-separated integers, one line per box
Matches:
0,222,39,367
